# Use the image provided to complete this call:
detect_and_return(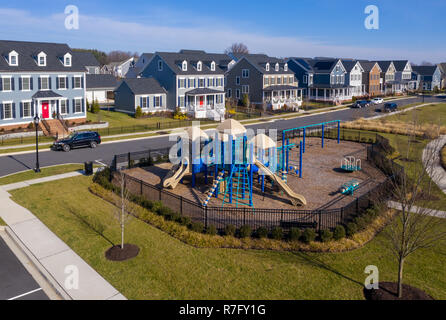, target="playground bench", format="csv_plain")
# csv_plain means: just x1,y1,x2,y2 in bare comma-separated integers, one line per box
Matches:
280,221,317,229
